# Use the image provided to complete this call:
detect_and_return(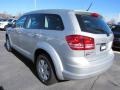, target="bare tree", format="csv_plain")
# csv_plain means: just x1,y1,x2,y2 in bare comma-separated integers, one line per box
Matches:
107,18,116,25
0,12,13,19
0,12,21,19
16,12,22,18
